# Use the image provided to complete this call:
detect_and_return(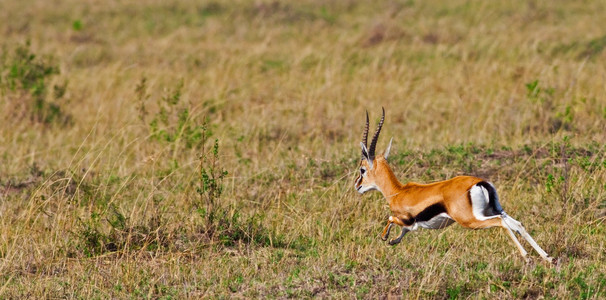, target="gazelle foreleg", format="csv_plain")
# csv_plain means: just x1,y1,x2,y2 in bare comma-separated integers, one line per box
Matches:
383,216,415,246
381,218,394,241
388,225,412,245
382,215,405,241
381,216,410,245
